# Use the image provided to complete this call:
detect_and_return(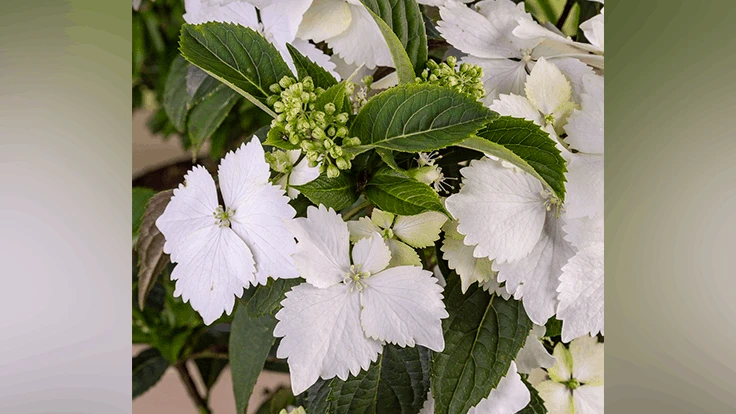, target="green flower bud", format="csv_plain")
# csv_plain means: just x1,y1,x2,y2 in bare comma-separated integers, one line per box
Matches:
336,126,348,137
326,164,340,178
324,103,336,114
302,76,314,90
269,83,281,94
279,76,293,89
335,113,349,124
327,126,336,137
342,137,361,147
336,157,350,170
273,101,285,113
